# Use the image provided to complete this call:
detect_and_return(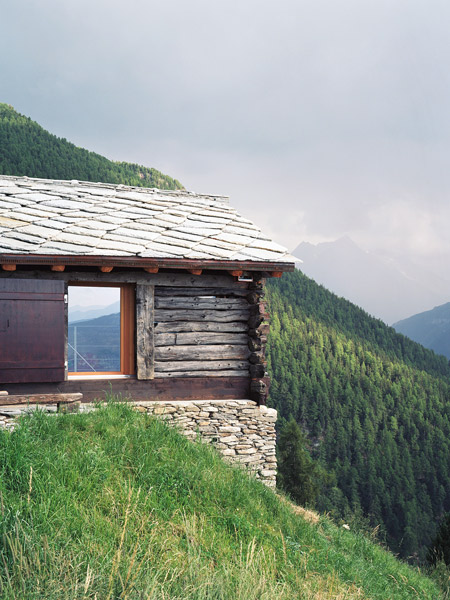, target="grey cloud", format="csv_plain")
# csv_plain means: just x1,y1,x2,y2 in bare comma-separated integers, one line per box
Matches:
1,0,450,272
